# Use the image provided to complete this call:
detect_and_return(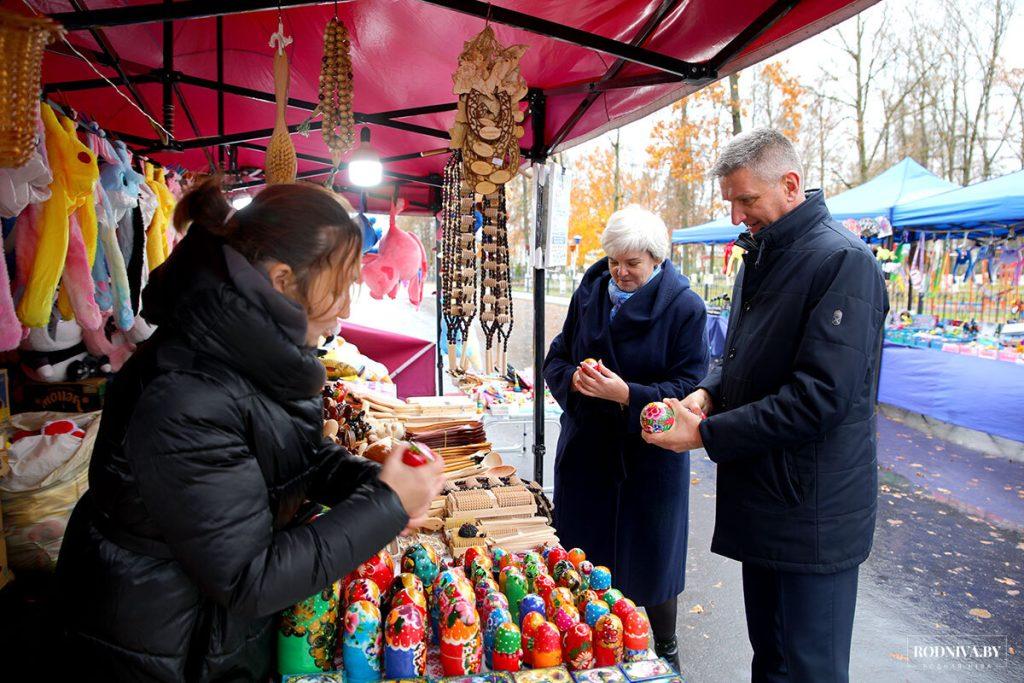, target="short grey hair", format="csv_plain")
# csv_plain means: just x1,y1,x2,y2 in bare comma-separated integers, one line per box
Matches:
711,127,803,181
600,204,670,262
